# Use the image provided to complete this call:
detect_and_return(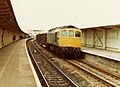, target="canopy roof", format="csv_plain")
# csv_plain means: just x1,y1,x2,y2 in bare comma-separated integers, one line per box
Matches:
0,0,24,33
